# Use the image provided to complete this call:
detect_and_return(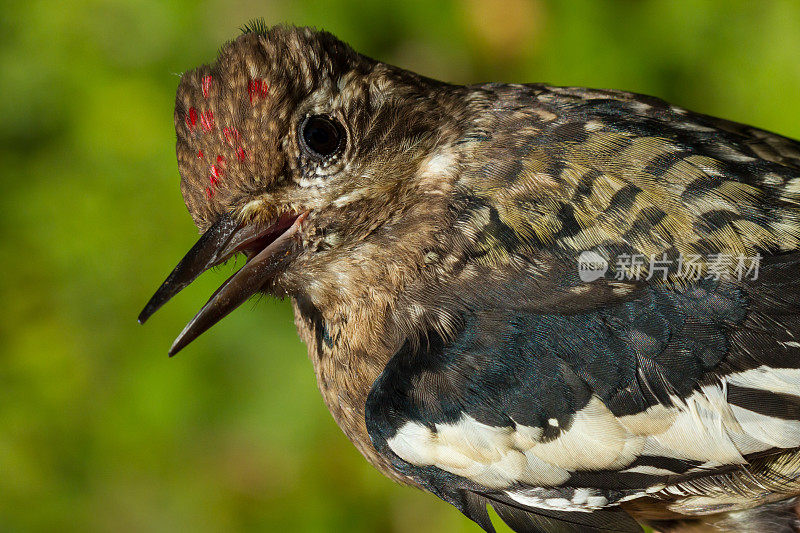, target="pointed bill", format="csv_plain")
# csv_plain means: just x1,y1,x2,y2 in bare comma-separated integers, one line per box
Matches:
138,215,240,325
168,213,306,356
138,212,307,355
